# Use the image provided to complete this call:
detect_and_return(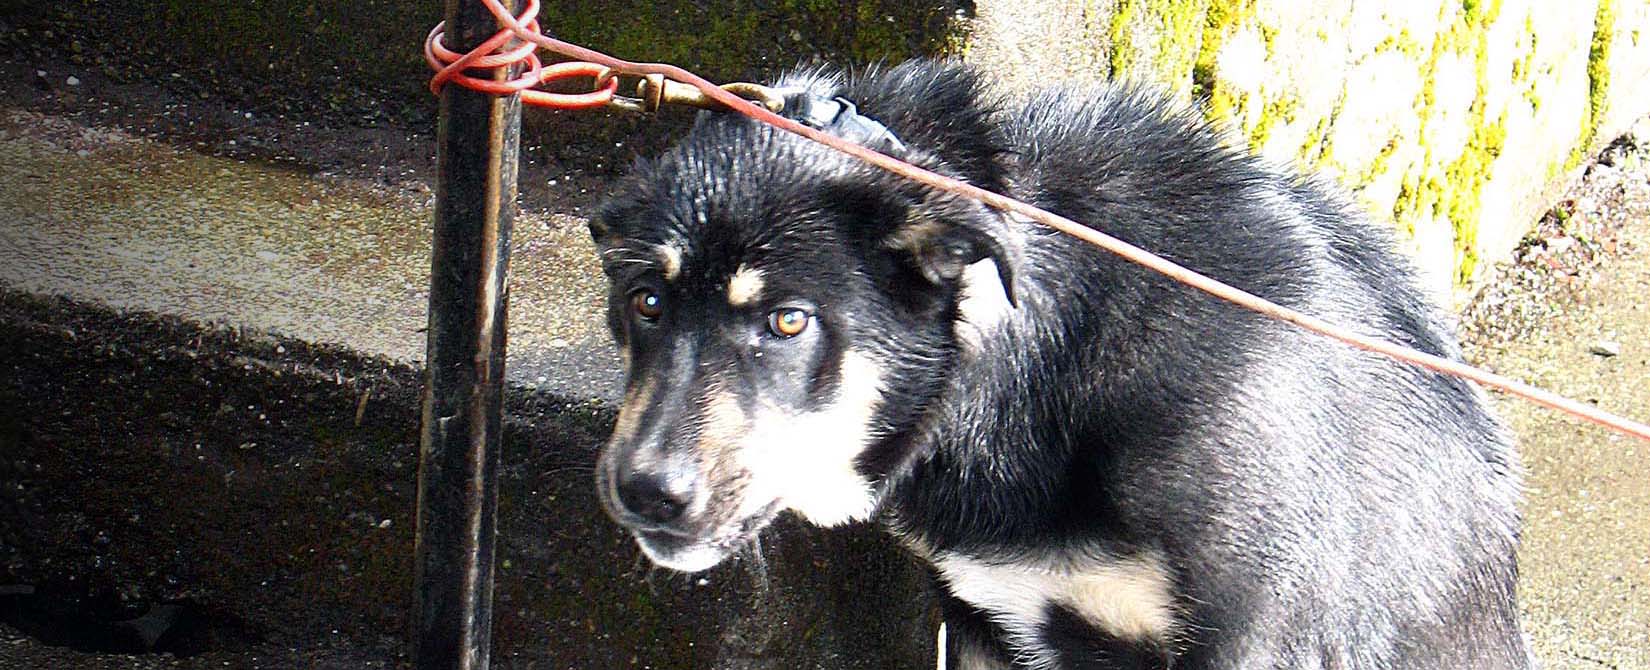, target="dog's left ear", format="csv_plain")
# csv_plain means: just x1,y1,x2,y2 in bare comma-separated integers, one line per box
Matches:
882,202,1020,308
